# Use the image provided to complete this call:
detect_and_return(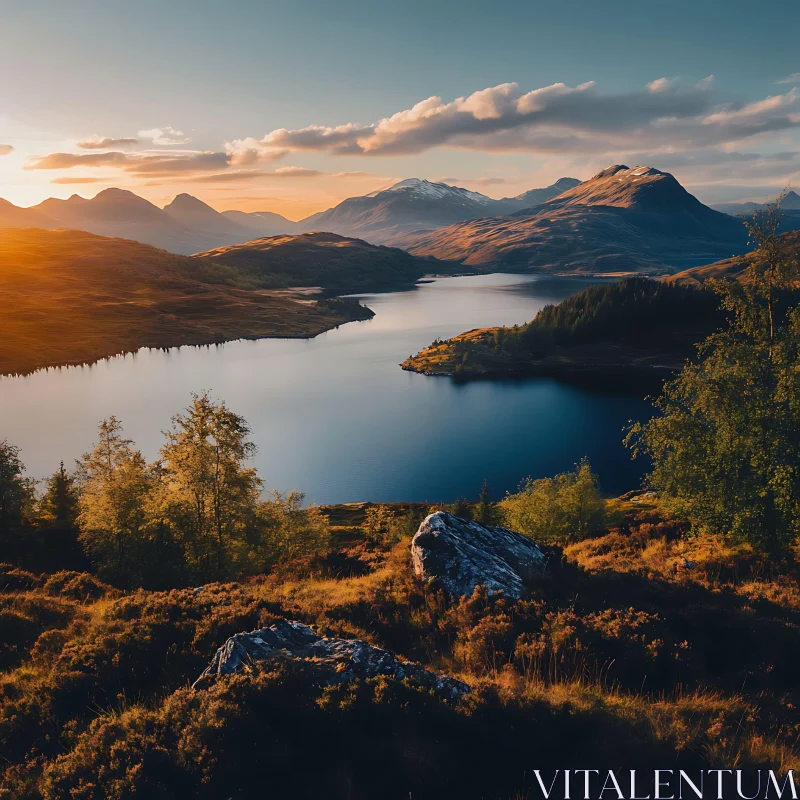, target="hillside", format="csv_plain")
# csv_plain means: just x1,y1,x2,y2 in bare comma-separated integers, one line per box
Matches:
399,166,750,274
0,228,373,376
402,277,722,383
302,177,581,245
665,230,800,286
193,231,442,291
